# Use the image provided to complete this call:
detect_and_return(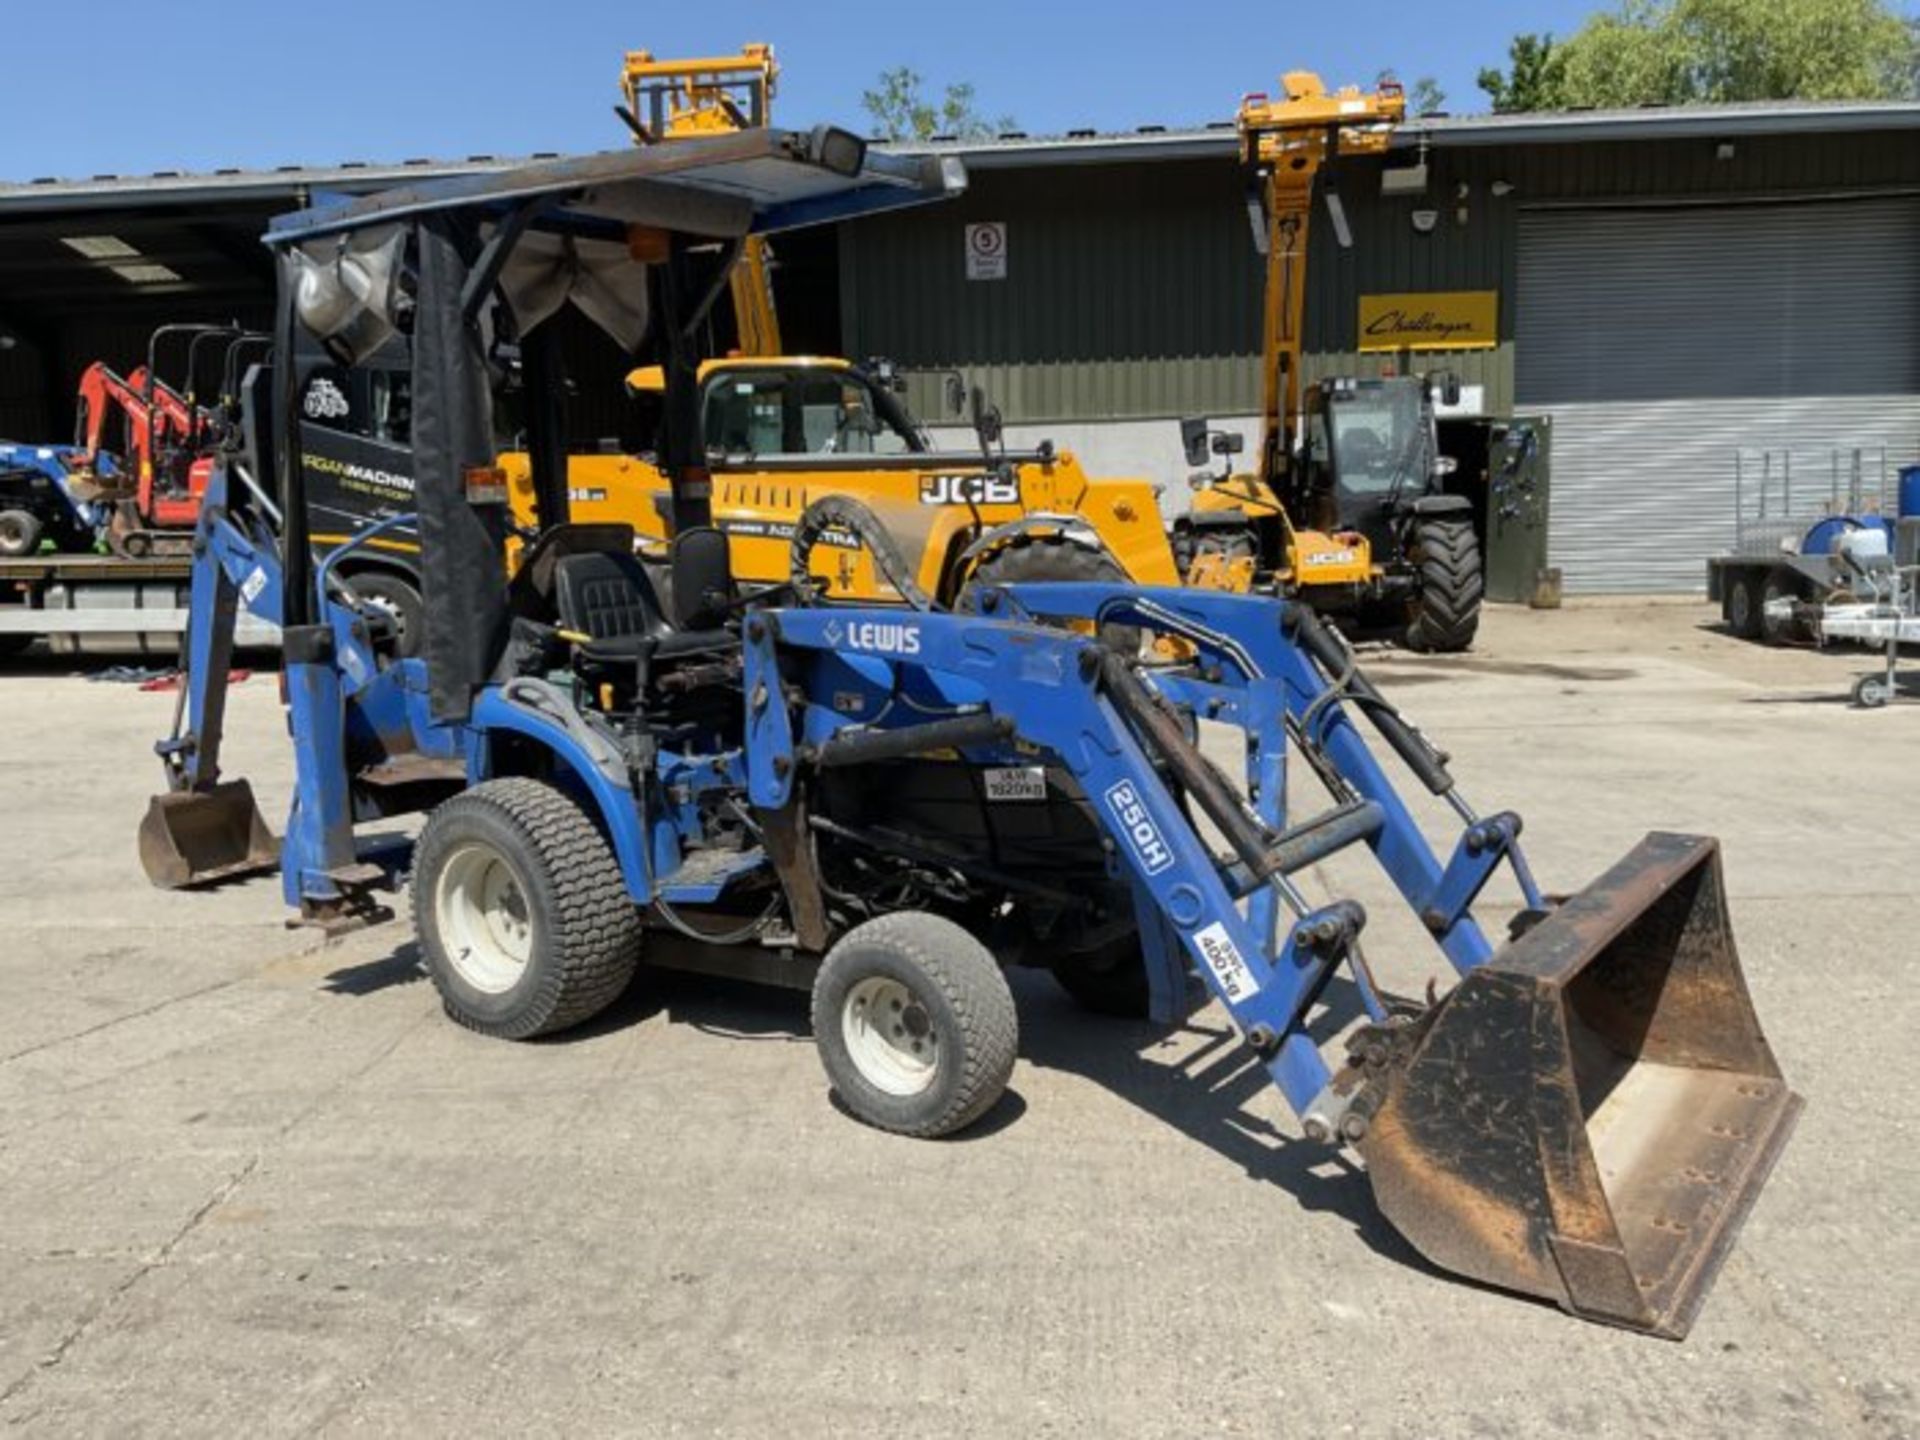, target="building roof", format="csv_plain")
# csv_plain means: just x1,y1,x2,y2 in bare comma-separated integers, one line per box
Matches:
887,97,1920,166
6,97,1920,210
